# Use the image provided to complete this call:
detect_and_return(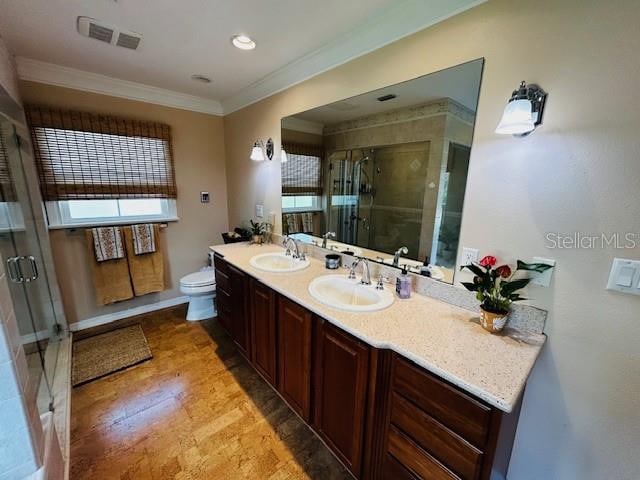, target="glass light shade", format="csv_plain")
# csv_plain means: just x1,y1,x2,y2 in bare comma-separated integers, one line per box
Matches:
250,143,264,161
495,99,535,135
280,148,288,163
